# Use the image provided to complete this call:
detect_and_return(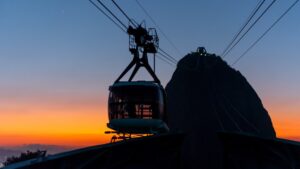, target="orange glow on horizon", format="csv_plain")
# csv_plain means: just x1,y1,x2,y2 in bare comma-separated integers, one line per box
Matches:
0,96,112,147
264,101,300,141
271,114,300,140
0,93,299,147
0,133,110,147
